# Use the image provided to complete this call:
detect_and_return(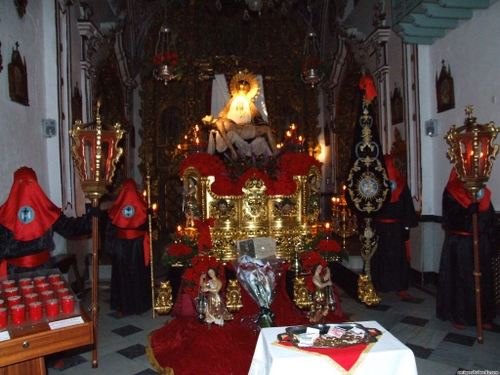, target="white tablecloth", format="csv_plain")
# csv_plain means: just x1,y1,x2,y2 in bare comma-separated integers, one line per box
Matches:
248,320,418,375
